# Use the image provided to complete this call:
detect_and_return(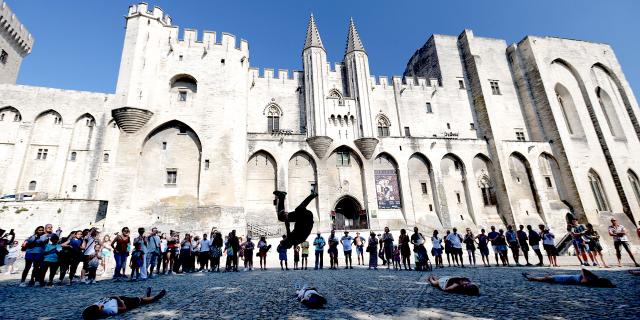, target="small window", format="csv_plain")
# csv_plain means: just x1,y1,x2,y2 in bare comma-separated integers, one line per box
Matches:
14,114,21,122
204,159,210,170
221,59,226,64
490,80,501,95
515,130,525,141
421,182,428,195
70,152,77,161
470,123,475,130
458,79,465,89
0,50,8,64
429,204,433,211
267,116,280,133
178,127,187,134
447,123,451,130
72,185,77,192
54,116,62,125
103,153,110,162
178,91,187,102
37,149,49,160
337,151,350,166
162,142,167,150
28,181,36,191
166,169,178,185
456,192,461,204
425,102,433,113
545,176,553,188
481,187,496,206
310,182,317,193
0,113,4,121
404,127,411,137
179,55,183,61
85,118,94,127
